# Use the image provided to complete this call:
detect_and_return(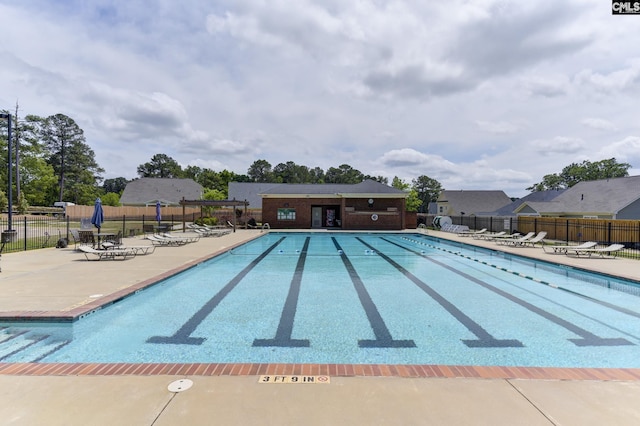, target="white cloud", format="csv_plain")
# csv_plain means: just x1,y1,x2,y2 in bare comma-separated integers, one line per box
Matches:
475,120,520,134
0,0,637,196
581,118,617,131
596,136,640,164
